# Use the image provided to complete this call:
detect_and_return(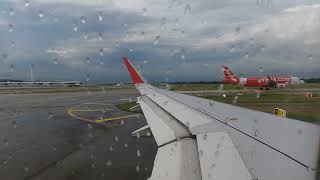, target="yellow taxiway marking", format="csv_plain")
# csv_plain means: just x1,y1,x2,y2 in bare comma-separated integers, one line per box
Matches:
67,108,138,123
70,109,112,112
